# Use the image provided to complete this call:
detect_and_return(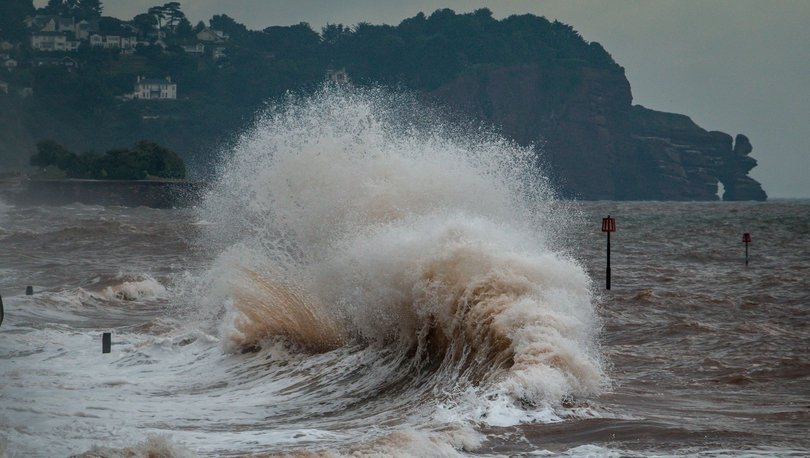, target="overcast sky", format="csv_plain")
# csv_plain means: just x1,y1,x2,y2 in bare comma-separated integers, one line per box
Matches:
49,0,809,197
